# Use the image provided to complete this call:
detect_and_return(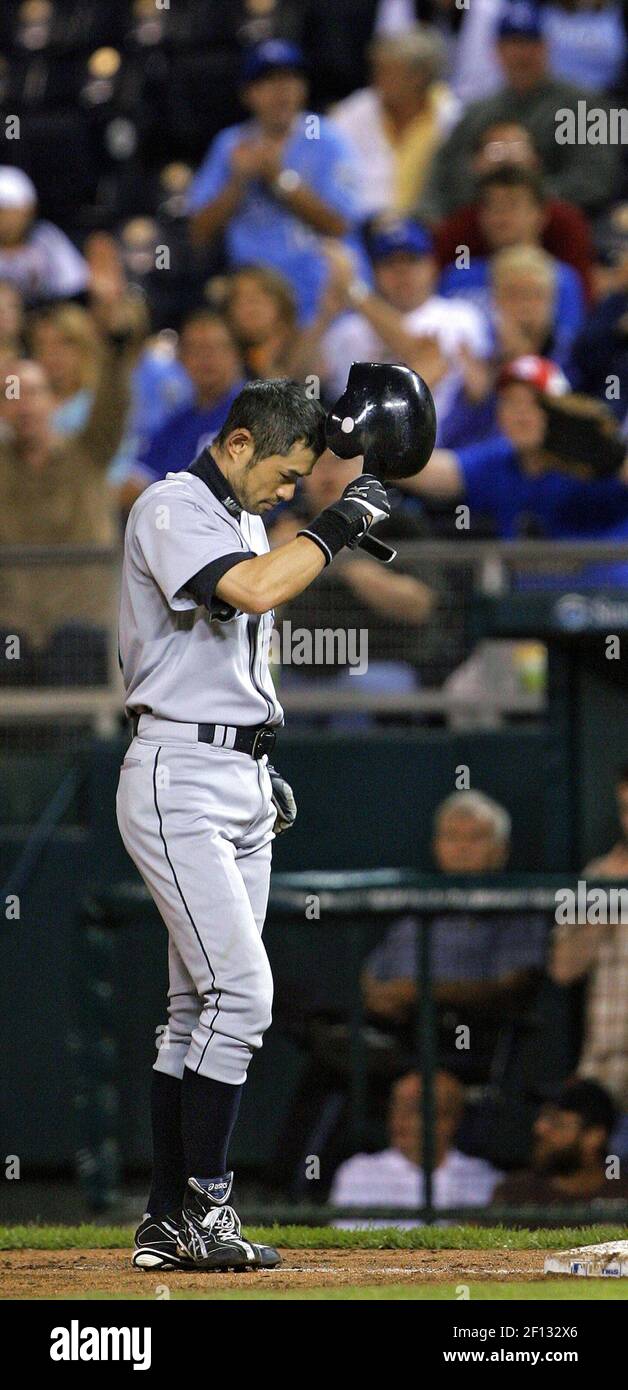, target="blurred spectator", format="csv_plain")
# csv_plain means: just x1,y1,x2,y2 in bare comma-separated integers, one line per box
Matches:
293,223,491,441
491,1080,628,1205
187,40,368,324
434,122,594,297
29,298,196,506
83,231,197,499
568,206,628,421
118,216,165,289
0,283,142,679
491,244,579,368
491,247,558,364
269,450,437,709
418,3,621,219
330,1070,502,1220
362,791,546,1081
439,168,586,364
542,0,627,94
0,167,88,305
222,264,298,378
329,28,459,218
0,280,24,385
588,203,628,302
28,298,194,514
583,765,628,879
451,0,628,105
569,295,628,426
447,0,508,104
30,303,99,435
400,355,628,541
550,766,628,1108
108,332,195,509
115,196,211,332
127,310,246,494
153,163,195,225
